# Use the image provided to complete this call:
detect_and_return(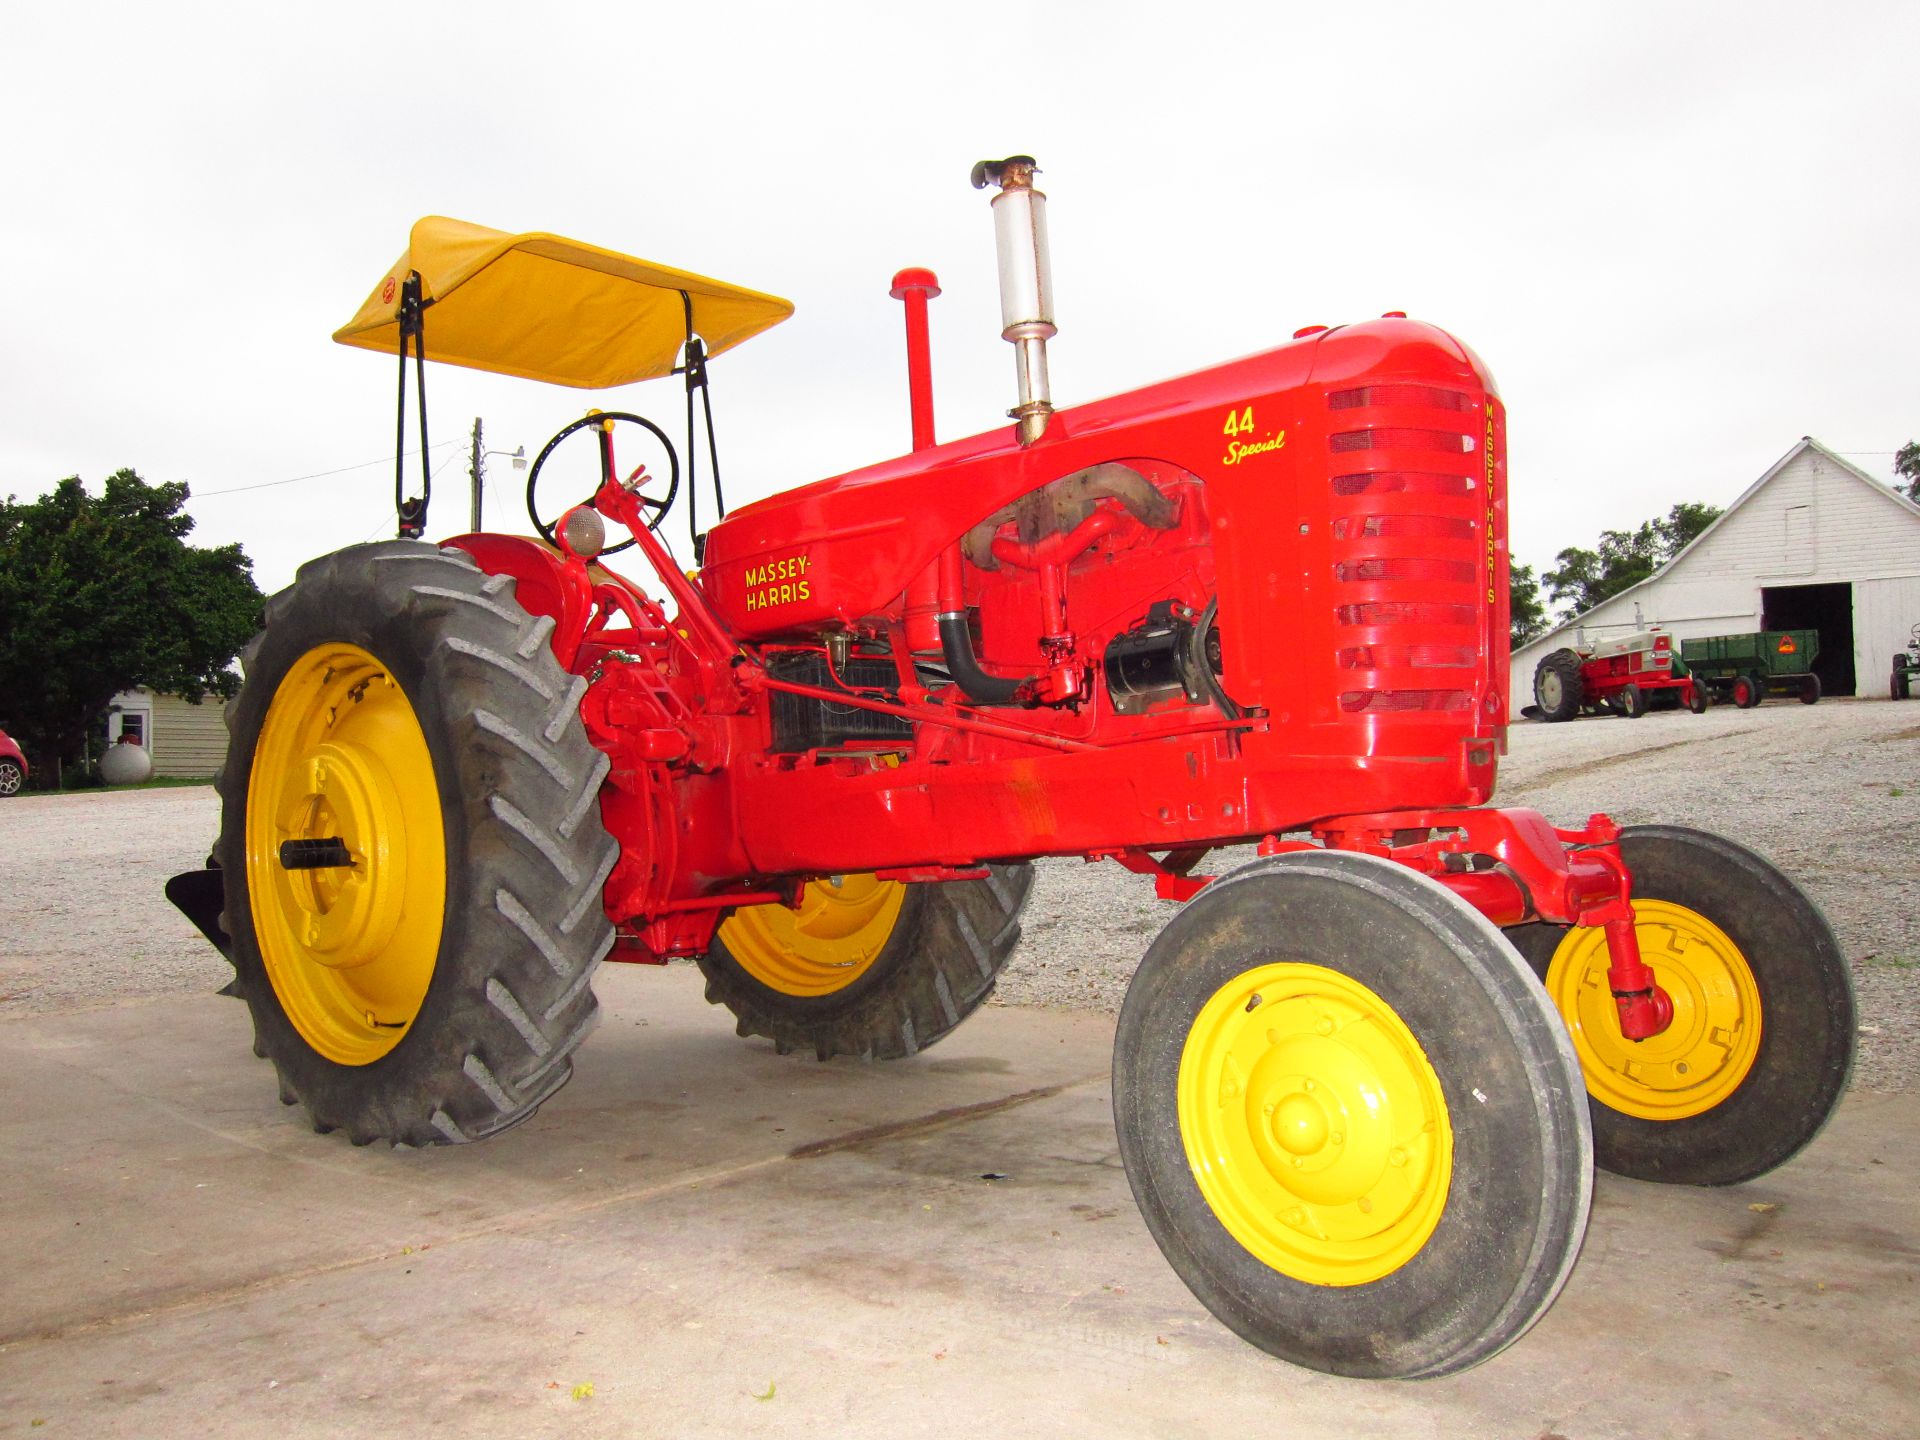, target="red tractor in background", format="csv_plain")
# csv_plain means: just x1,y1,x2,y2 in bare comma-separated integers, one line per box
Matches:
167,158,1854,1380
1531,629,1706,721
